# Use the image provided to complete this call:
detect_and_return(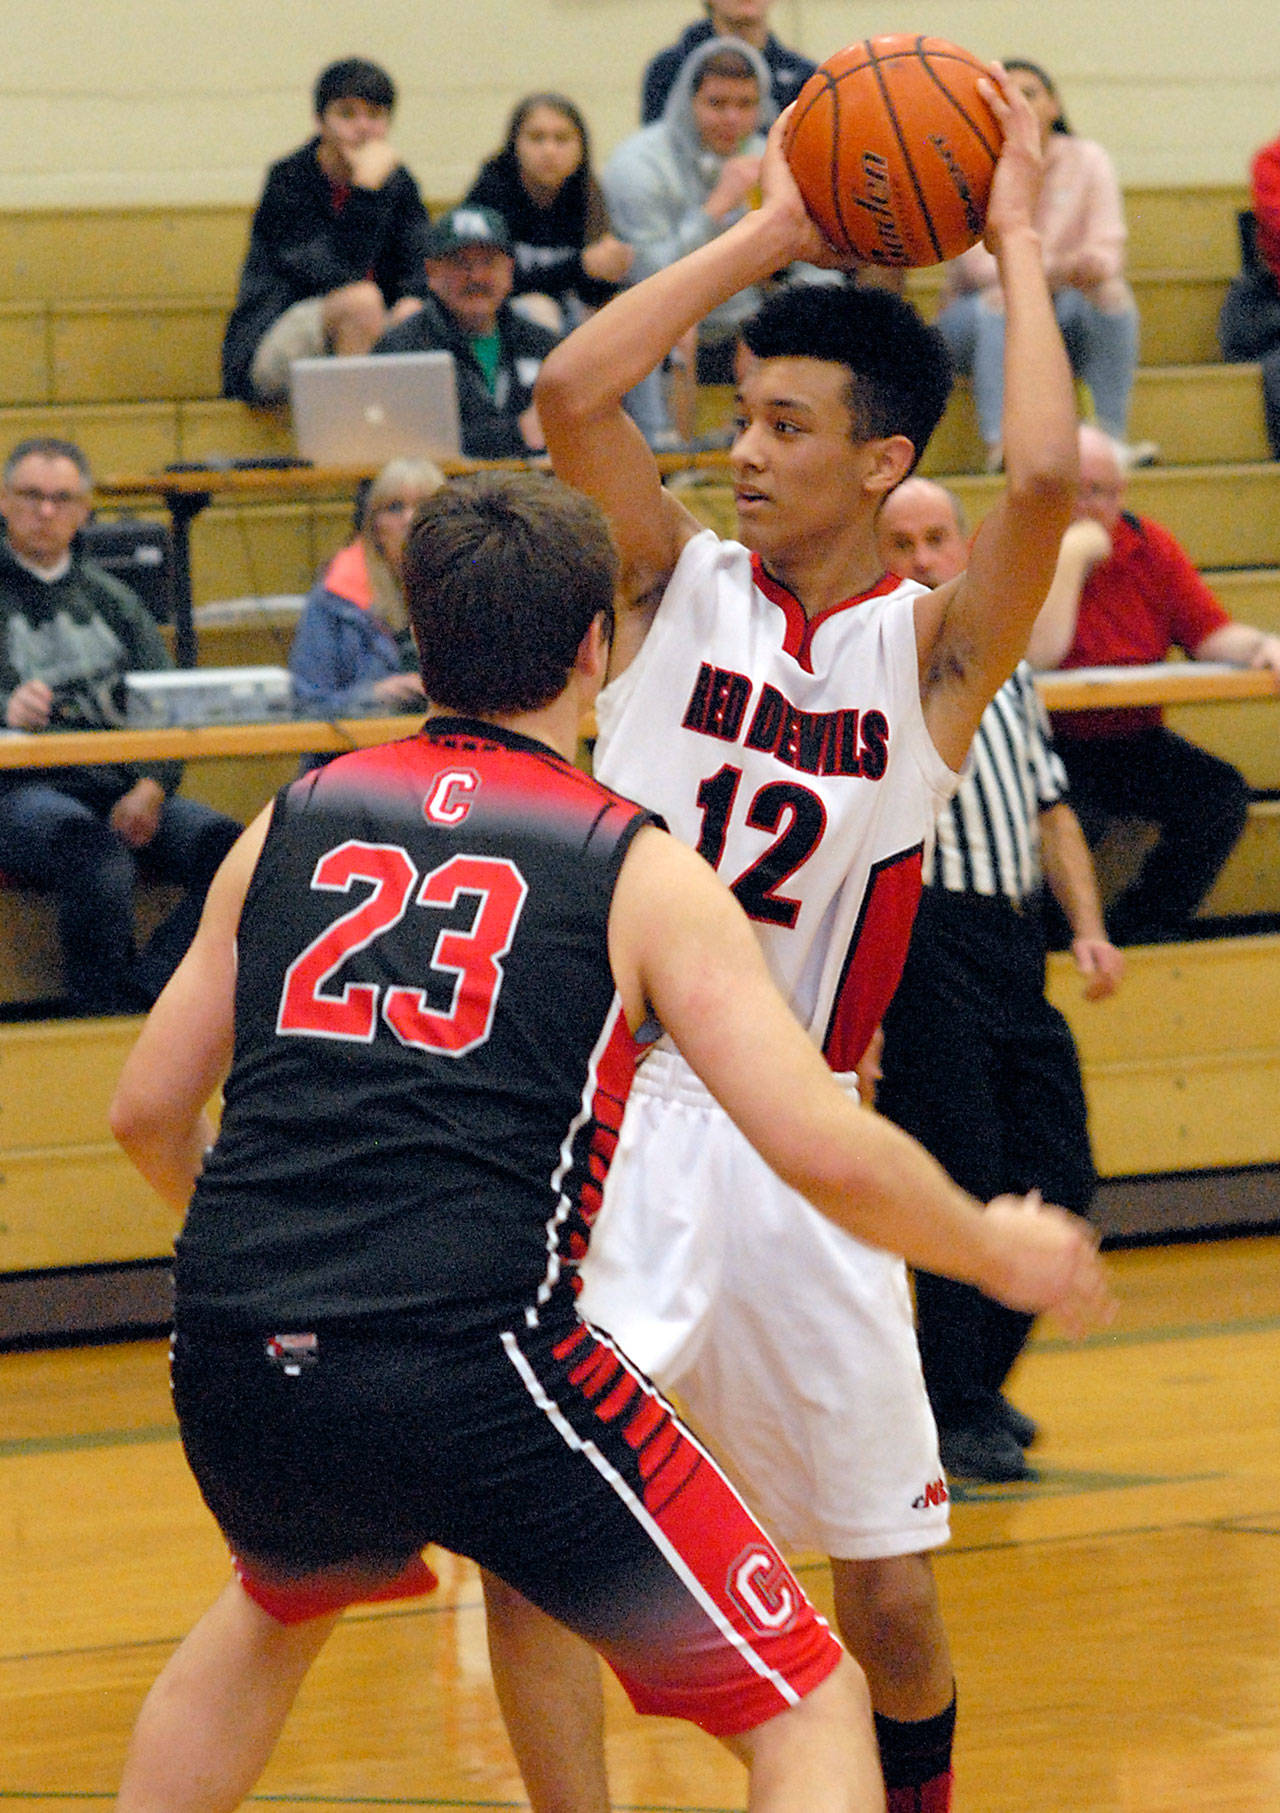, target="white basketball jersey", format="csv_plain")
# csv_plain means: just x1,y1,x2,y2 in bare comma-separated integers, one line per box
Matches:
595,530,958,1064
